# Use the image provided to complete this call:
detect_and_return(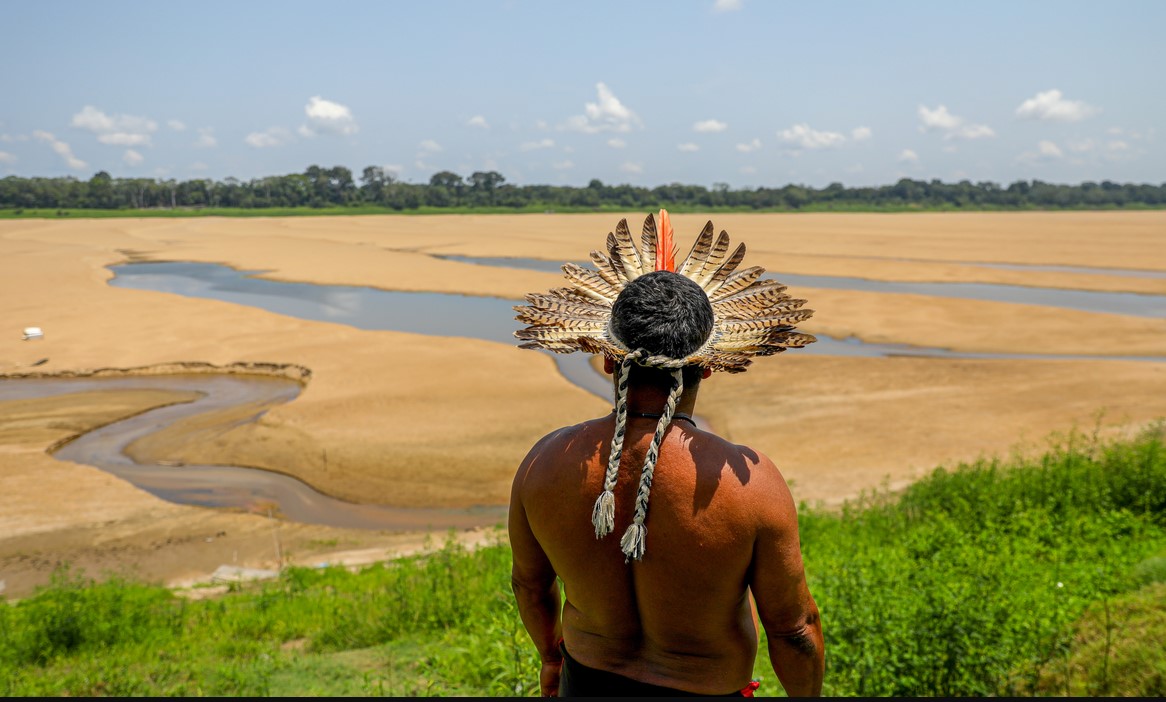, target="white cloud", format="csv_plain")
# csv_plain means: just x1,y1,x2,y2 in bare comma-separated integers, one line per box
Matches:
1038,140,1063,158
71,105,157,146
467,115,489,129
778,124,846,149
607,138,626,148
677,142,700,152
382,164,403,177
693,118,728,133
244,127,293,148
520,138,555,151
123,149,144,166
897,149,919,163
194,128,217,148
301,96,358,136
917,104,995,140
167,119,186,131
1067,138,1095,153
0,151,16,164
713,0,743,11
33,130,87,170
1018,140,1065,163
551,160,574,170
740,165,757,174
418,139,443,153
190,162,208,171
735,138,762,153
1015,89,1097,122
851,126,872,141
564,82,641,133
1108,140,1130,152
620,161,643,174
